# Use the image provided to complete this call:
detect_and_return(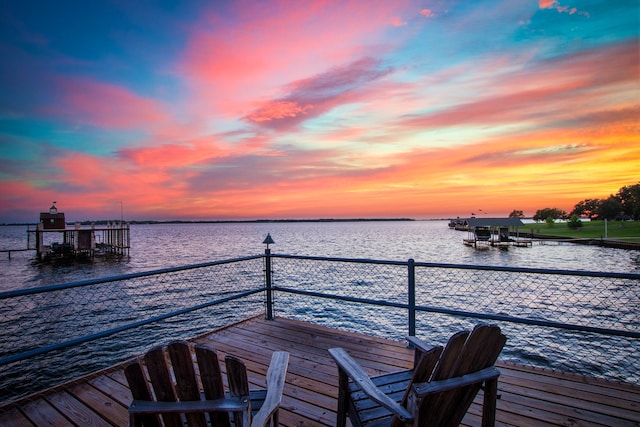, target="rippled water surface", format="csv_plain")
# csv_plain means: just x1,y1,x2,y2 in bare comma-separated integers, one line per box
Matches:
1,220,639,291
0,220,638,401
